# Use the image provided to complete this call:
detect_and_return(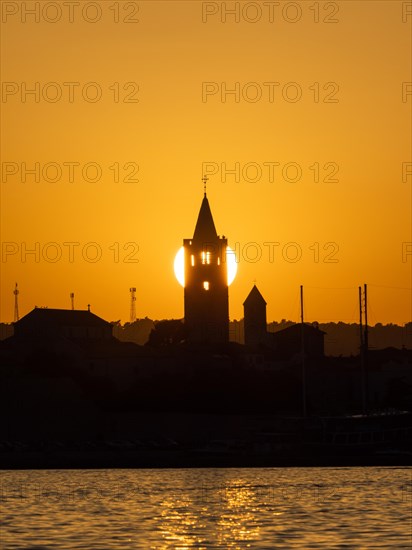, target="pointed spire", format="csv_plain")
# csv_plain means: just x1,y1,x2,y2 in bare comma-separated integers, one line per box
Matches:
243,285,267,306
193,194,218,243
